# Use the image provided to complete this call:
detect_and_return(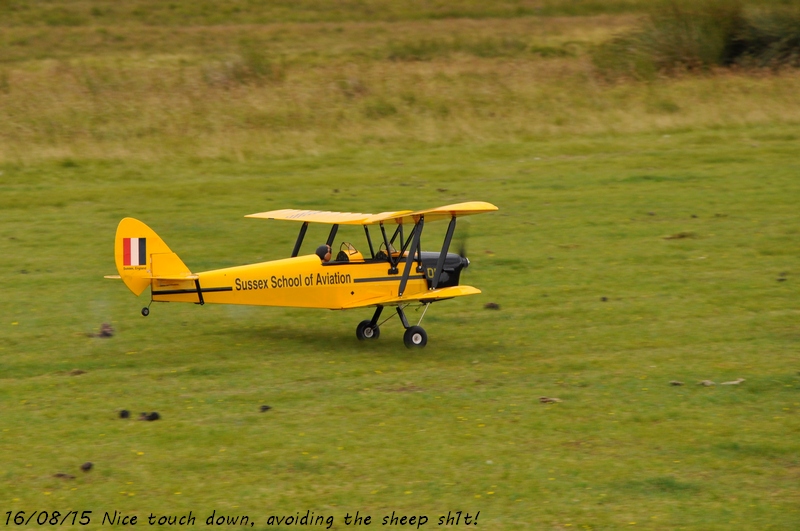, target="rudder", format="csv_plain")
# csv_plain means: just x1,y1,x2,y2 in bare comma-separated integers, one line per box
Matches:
114,218,191,296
